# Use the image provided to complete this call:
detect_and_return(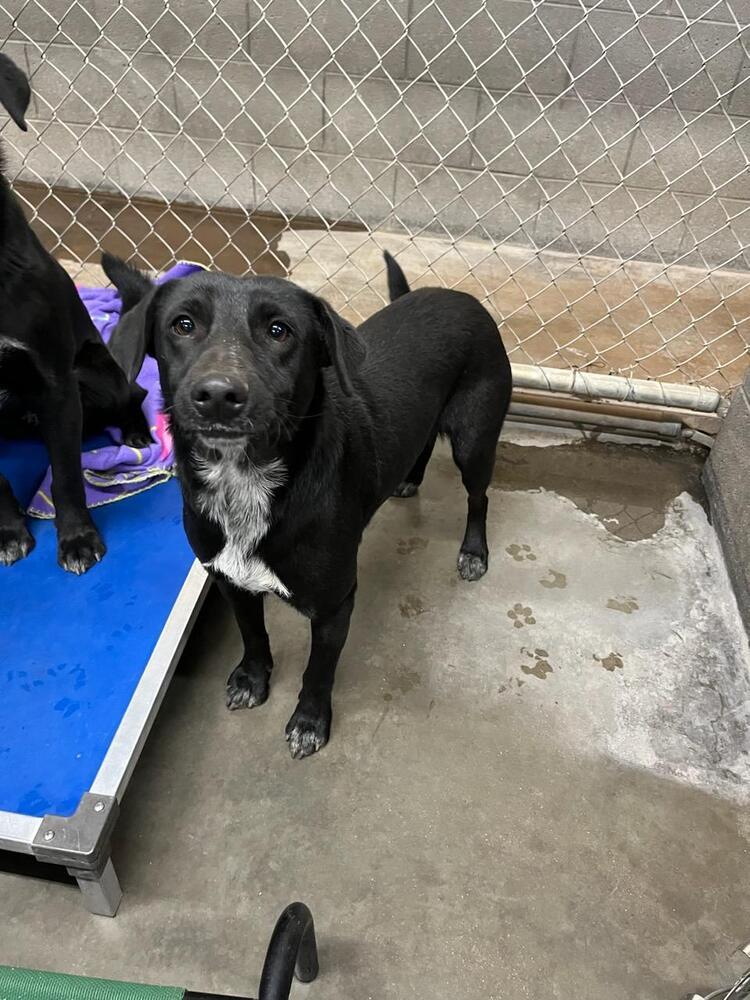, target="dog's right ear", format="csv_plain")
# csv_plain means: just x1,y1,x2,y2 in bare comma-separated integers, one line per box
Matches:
102,253,159,382
0,53,30,131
